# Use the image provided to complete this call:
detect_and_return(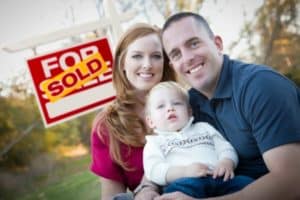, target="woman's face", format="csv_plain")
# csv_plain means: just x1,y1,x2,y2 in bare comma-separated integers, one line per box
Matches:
123,33,164,92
